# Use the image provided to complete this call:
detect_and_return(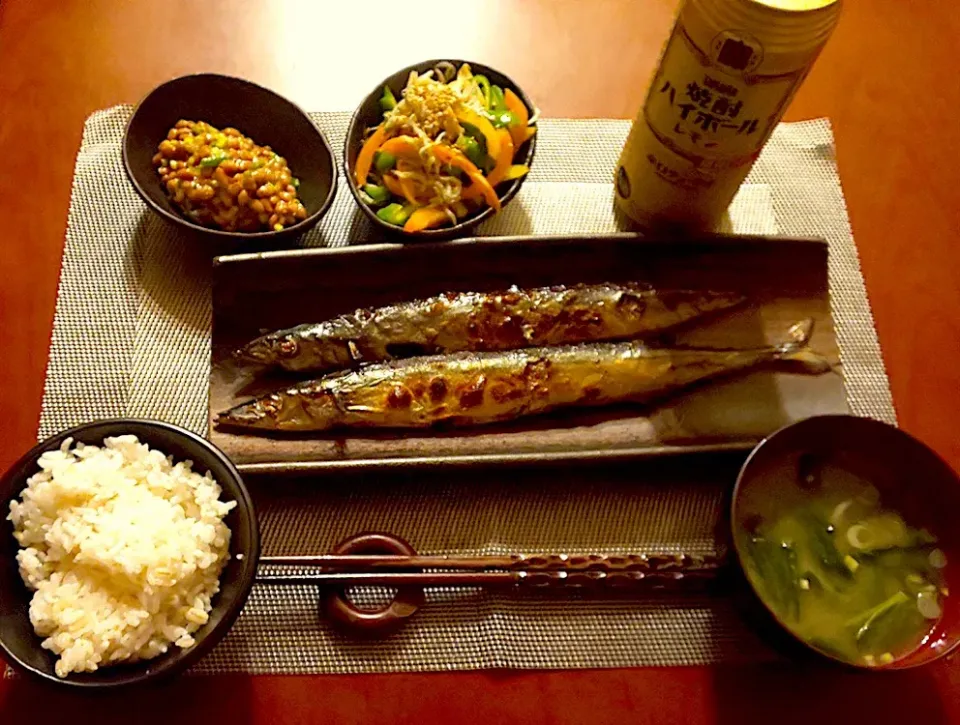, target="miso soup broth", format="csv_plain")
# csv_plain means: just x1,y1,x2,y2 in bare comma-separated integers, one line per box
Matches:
736,456,949,667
